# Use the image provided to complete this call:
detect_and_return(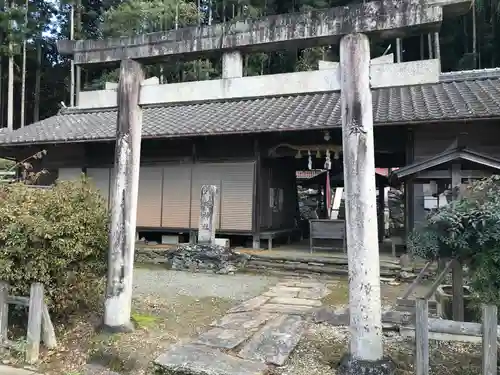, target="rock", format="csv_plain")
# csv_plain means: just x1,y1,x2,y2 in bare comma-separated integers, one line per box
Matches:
269,297,322,307
313,307,349,325
195,327,254,349
259,303,315,315
298,287,330,299
239,315,305,366
263,286,301,298
228,296,270,313
337,354,396,375
400,271,417,280
211,311,277,330
154,344,267,375
166,243,250,275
